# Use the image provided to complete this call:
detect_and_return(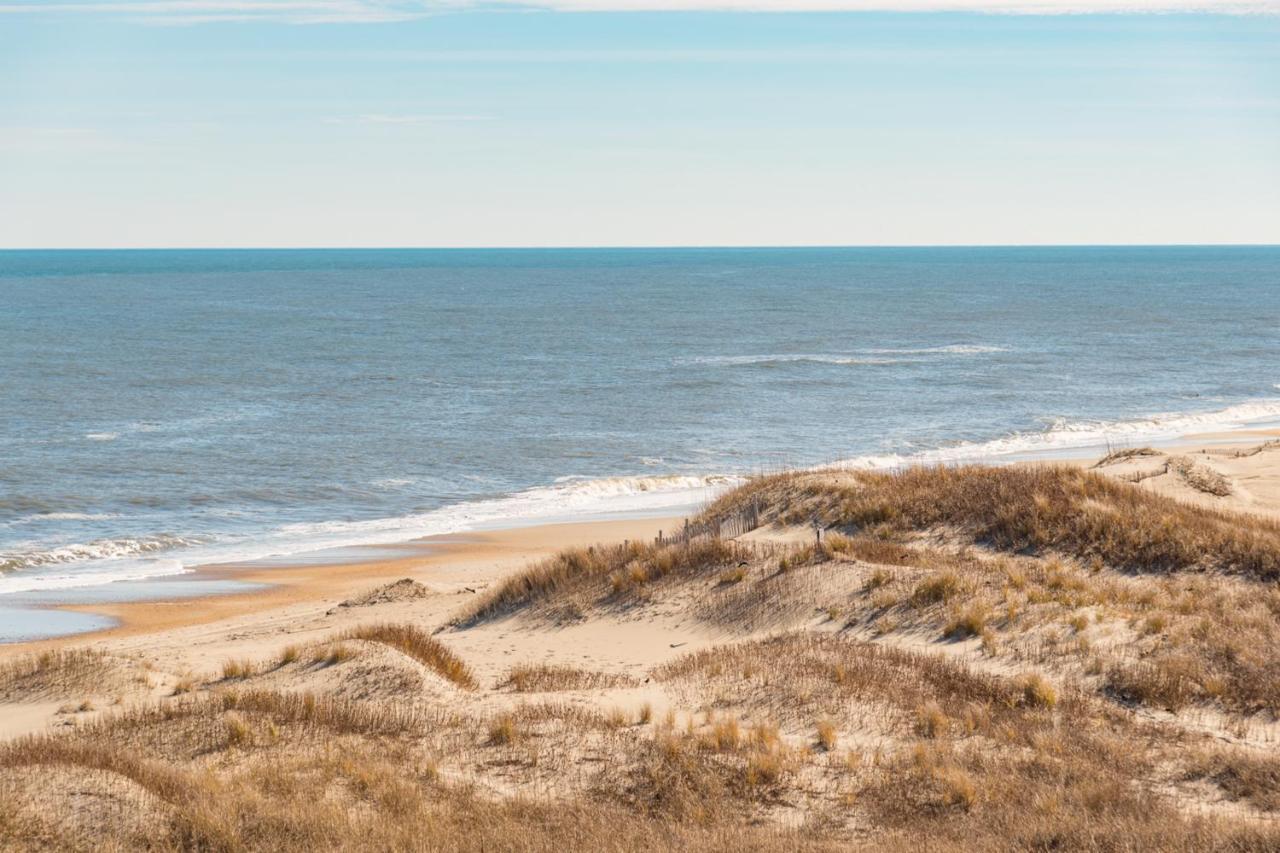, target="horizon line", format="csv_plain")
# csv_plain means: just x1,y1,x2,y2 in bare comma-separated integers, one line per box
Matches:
2,242,1278,252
